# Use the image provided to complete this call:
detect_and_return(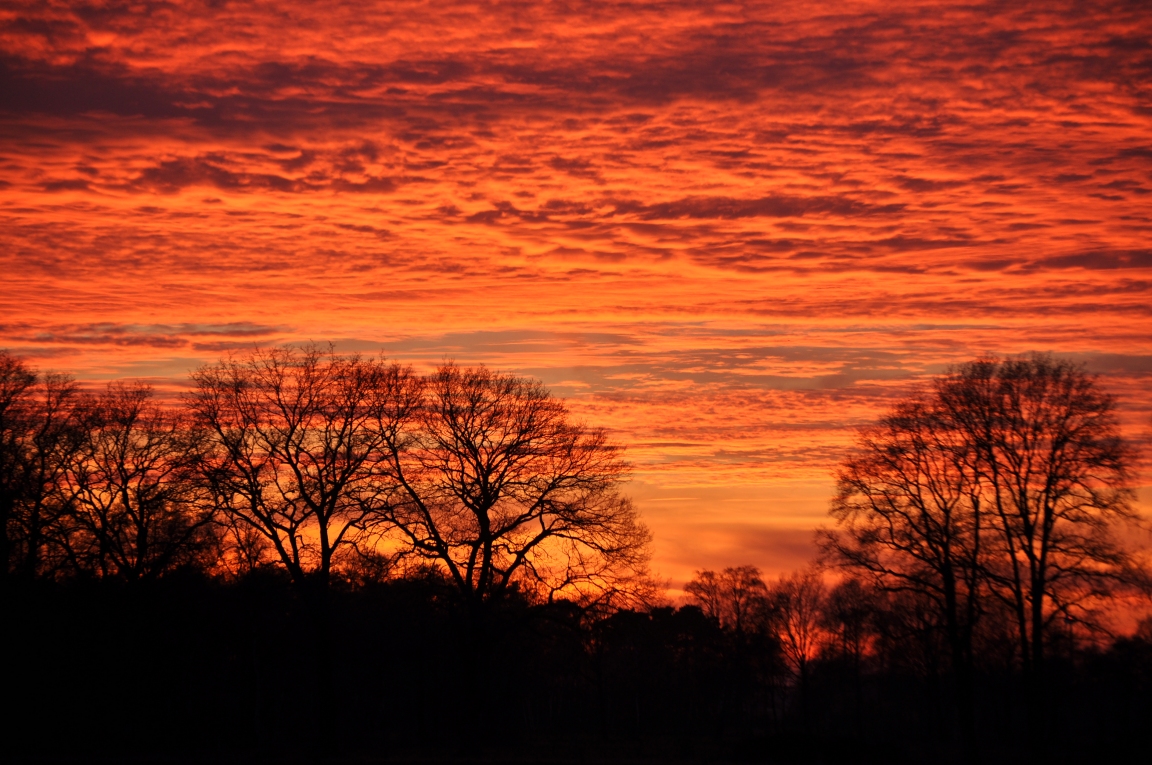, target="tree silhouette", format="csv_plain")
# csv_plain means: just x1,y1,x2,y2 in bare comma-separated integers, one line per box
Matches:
381,363,651,607
188,345,417,589
58,383,216,580
819,578,878,734
0,352,81,579
684,565,782,734
935,354,1144,739
823,353,1146,748
0,351,37,578
821,390,984,747
685,565,769,636
770,567,827,722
